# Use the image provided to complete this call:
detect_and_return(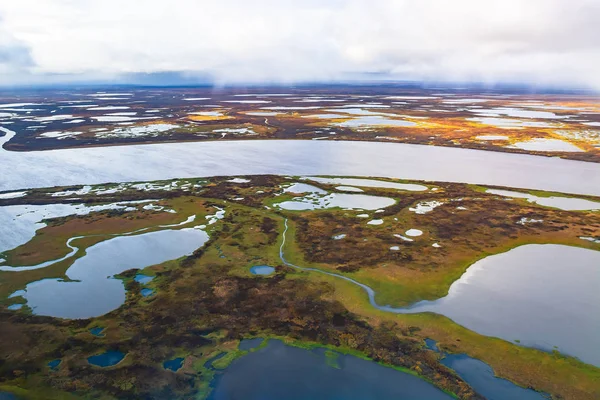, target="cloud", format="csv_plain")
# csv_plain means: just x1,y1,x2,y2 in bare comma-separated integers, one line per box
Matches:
0,17,34,79
0,0,598,88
